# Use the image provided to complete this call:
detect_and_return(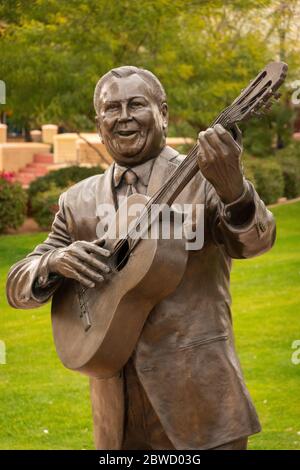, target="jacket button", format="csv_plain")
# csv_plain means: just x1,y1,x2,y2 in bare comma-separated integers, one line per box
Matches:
258,221,266,232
